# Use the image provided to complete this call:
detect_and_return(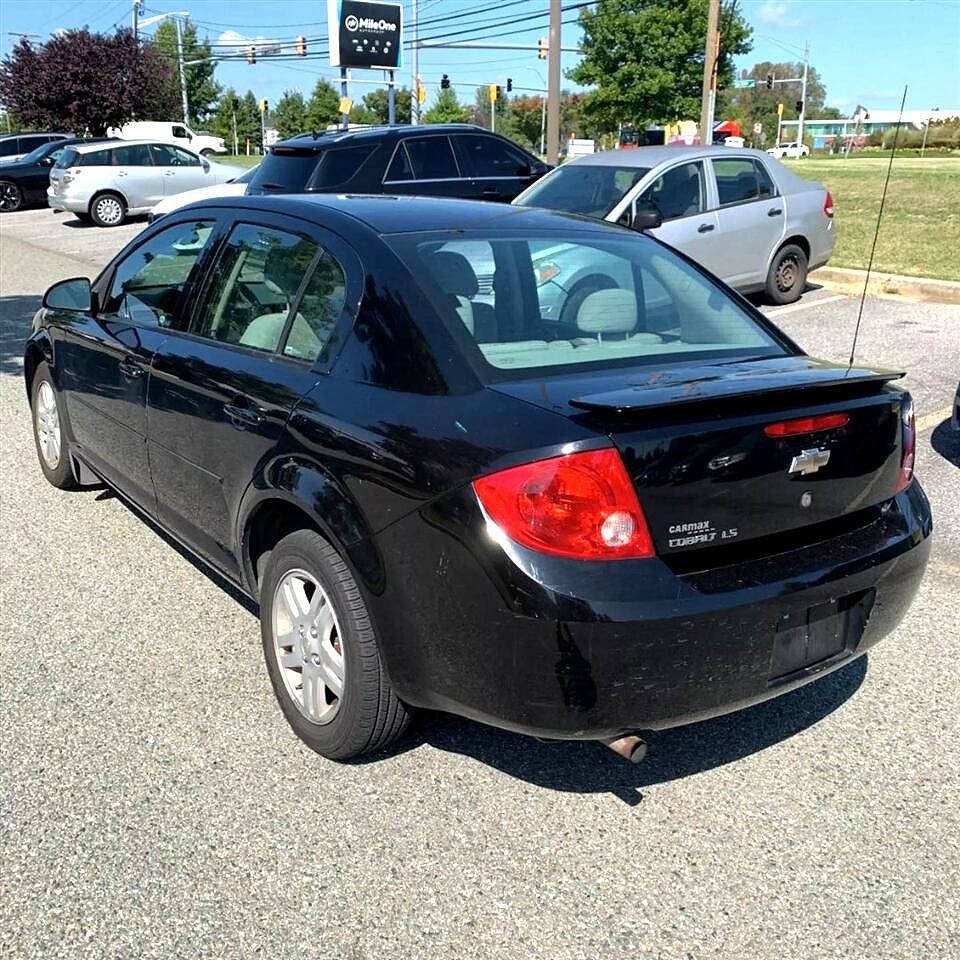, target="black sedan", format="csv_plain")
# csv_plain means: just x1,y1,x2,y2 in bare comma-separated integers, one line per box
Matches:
25,195,931,762
0,137,106,212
